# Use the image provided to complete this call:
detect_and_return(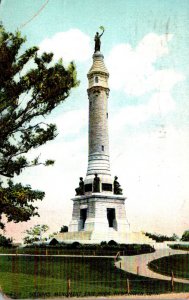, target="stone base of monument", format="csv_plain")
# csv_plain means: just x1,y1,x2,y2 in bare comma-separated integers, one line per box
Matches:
54,194,153,245
69,194,129,237
54,230,153,244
